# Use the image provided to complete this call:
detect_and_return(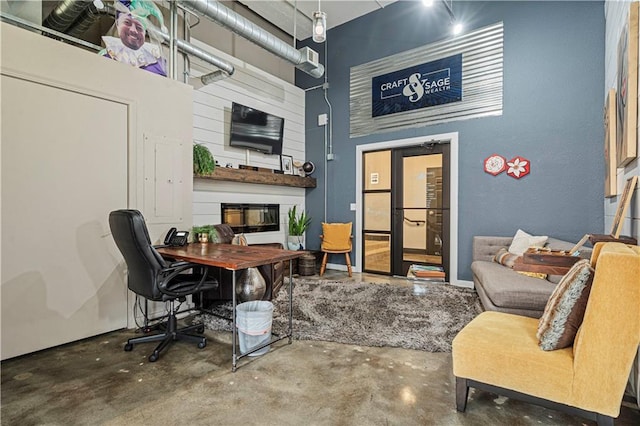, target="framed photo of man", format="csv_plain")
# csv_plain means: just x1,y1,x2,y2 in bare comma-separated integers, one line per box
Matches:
616,1,639,167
